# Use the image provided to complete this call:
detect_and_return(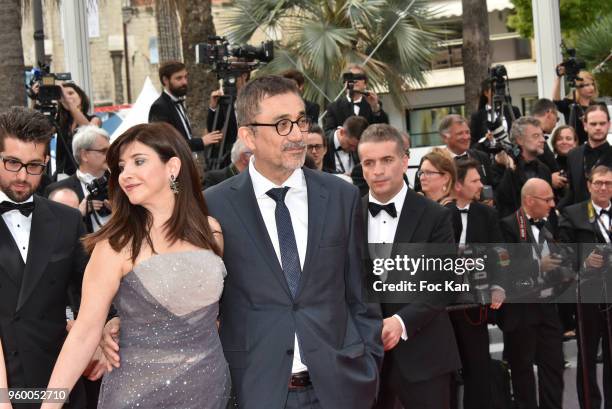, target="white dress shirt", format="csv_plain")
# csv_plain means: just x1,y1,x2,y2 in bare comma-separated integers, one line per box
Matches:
456,203,470,247
348,95,362,116
333,130,355,174
249,158,309,373
164,90,192,139
367,182,409,340
592,201,611,243
0,191,33,263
